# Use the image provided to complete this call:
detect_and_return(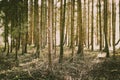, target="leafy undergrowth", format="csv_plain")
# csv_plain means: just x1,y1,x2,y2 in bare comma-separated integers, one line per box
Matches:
0,48,120,80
